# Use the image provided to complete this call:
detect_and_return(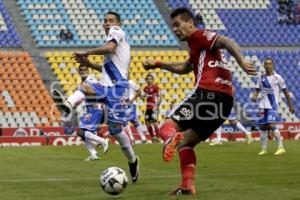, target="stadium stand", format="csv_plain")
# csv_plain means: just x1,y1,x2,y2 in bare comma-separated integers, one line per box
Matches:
0,1,21,47
0,51,61,128
166,0,300,46
17,0,178,47
45,50,300,123
1,0,298,130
